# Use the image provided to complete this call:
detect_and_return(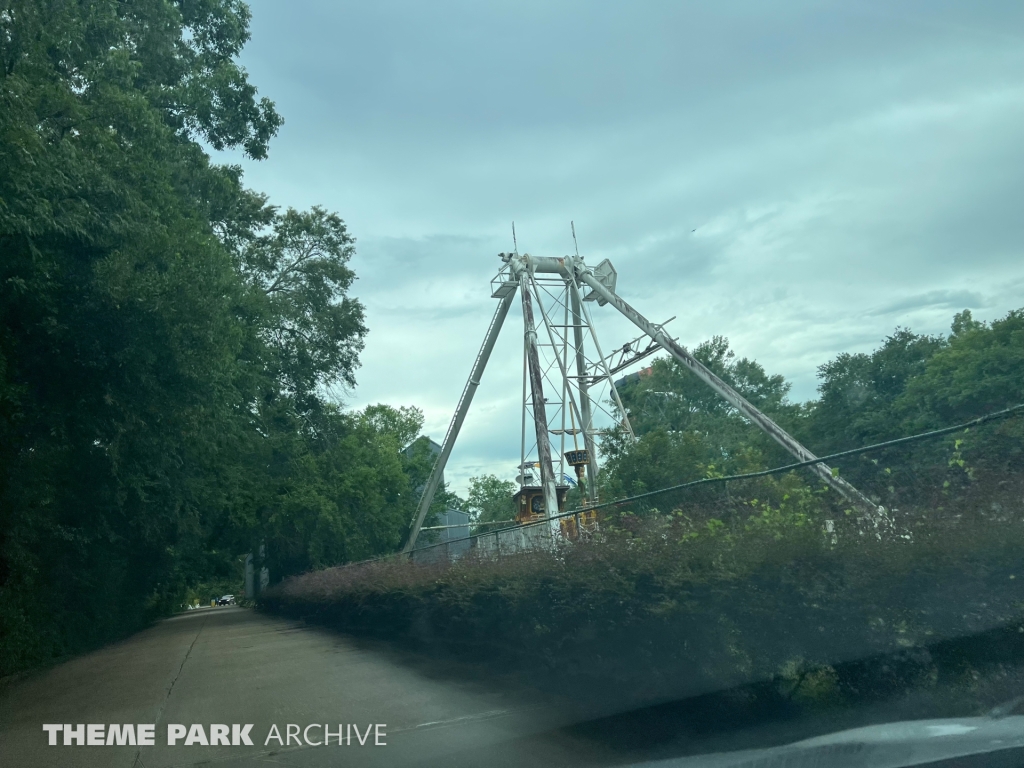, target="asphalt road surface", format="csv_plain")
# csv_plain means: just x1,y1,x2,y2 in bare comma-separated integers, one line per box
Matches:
8,606,1024,768
0,606,625,768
